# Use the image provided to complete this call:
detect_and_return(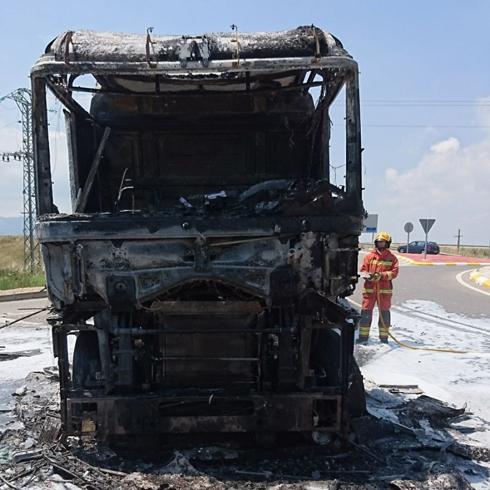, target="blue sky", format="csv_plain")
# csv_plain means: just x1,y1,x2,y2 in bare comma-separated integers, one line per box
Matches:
0,0,489,244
